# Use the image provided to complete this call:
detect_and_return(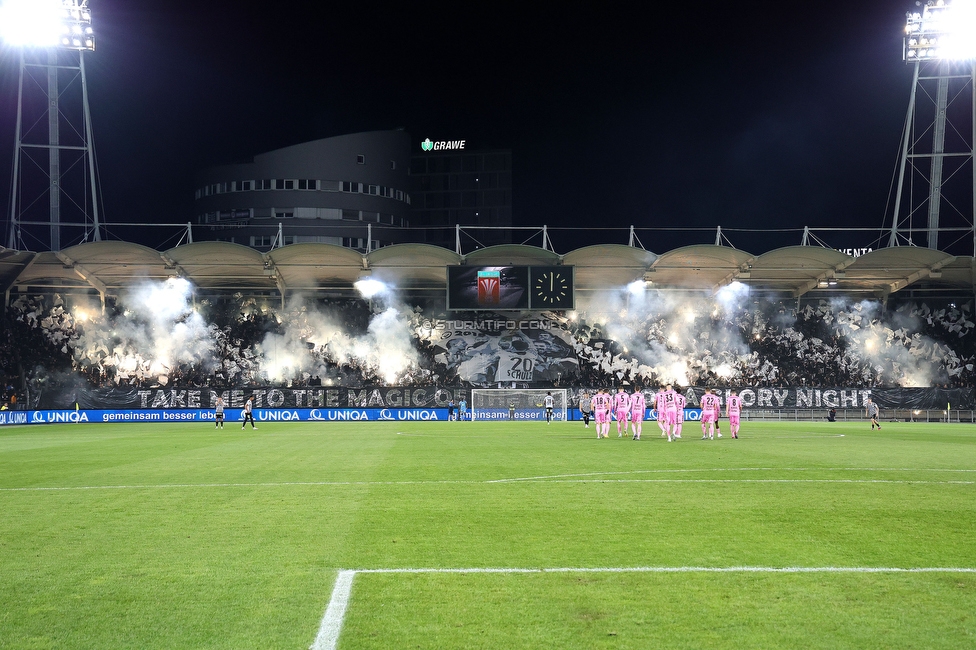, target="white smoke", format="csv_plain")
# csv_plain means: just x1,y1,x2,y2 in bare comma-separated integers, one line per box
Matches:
255,289,421,384
10,276,973,390
573,286,961,388
72,278,216,383
574,284,754,385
